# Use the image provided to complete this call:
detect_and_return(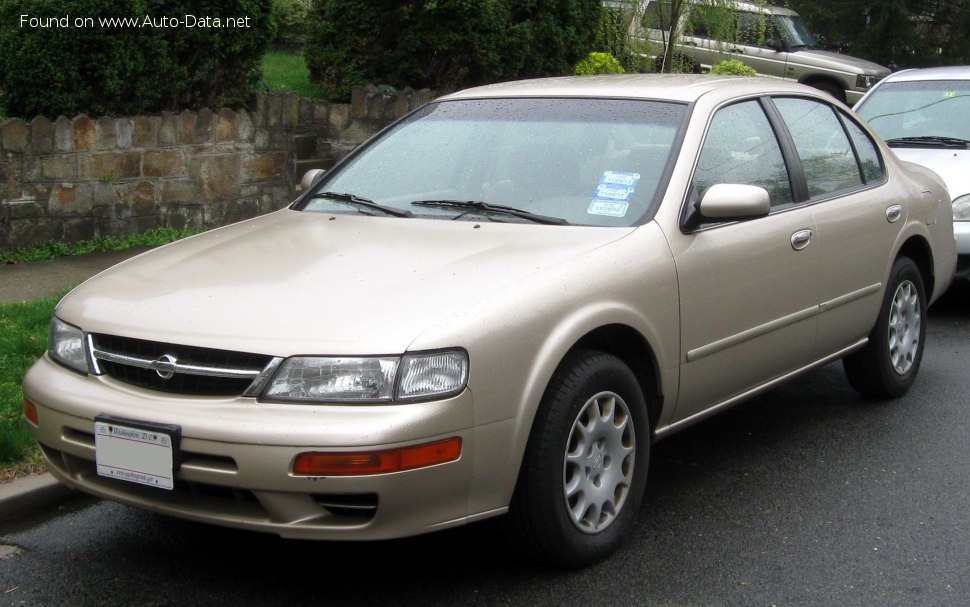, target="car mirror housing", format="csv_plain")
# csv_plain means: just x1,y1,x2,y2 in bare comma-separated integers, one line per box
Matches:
300,168,326,191
698,183,771,221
